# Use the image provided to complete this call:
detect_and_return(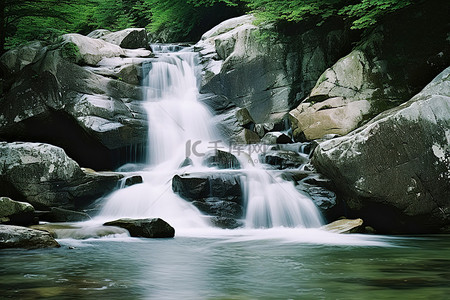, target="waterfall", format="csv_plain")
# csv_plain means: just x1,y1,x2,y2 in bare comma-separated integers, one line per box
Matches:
96,45,323,230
